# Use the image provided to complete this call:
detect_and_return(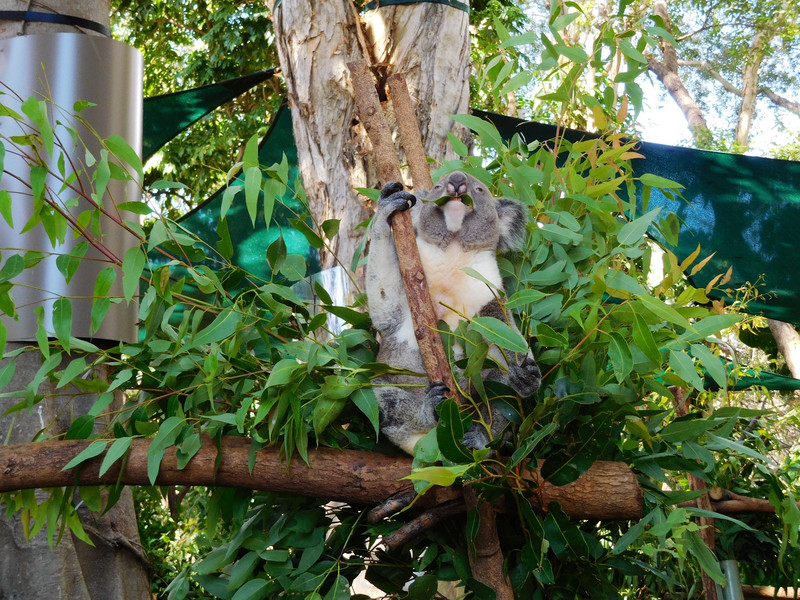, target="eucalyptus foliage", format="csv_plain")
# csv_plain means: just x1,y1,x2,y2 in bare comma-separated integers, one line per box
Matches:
1,4,799,600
